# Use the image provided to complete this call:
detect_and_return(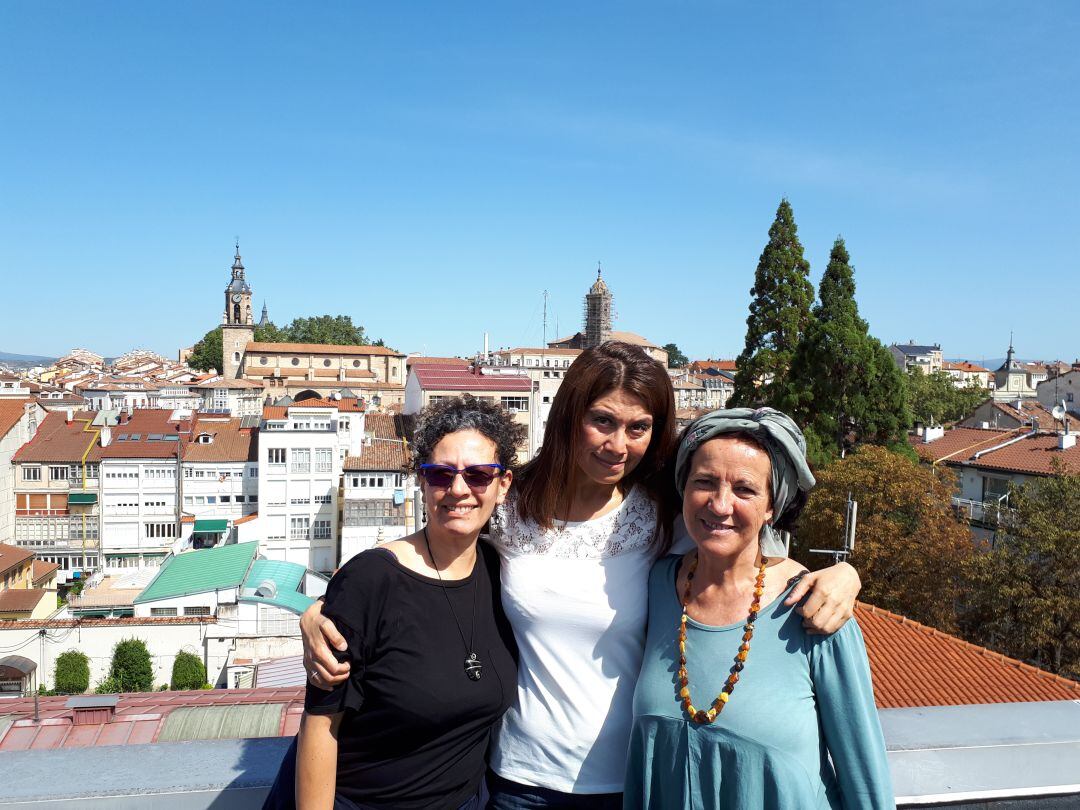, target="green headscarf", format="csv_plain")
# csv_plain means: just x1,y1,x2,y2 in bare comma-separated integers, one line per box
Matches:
674,407,816,555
